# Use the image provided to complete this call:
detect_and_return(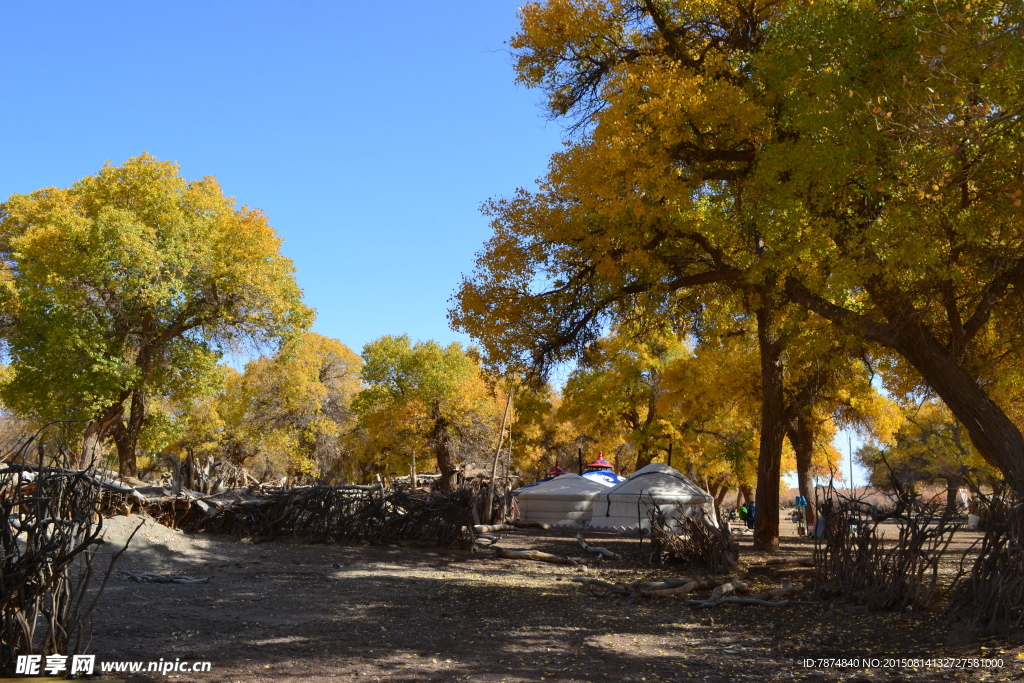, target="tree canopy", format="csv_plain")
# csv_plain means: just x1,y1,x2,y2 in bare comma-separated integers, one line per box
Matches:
214,332,362,480
451,0,1024,548
0,154,313,475
859,398,1000,511
557,329,685,472
352,335,503,490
